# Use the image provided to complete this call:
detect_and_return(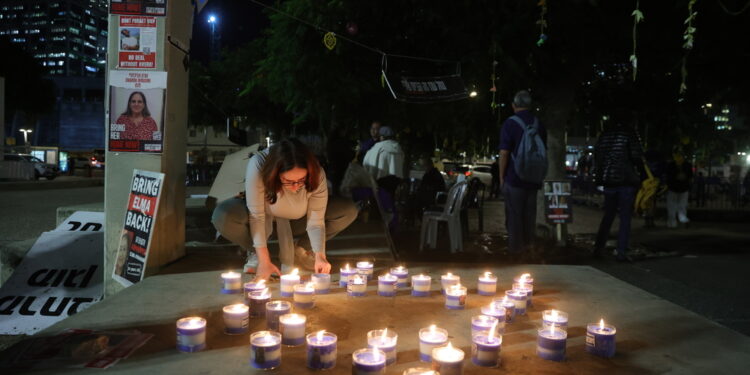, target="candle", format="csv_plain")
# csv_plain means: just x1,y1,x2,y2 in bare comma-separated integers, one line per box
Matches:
250,331,282,369
377,273,398,297
542,309,569,331
306,330,338,369
347,274,367,297
431,342,464,375
537,324,567,361
367,328,398,365
471,315,499,337
493,296,516,323
248,288,271,318
176,317,206,353
312,273,331,294
279,313,306,346
480,302,507,334
411,274,432,297
280,268,301,297
477,272,497,296
445,284,467,310
244,279,266,297
418,325,448,362
585,319,616,358
512,281,533,308
352,347,386,375
265,300,291,331
513,273,534,294
220,271,242,294
340,264,357,287
356,261,374,281
222,303,249,334
441,272,460,294
293,282,315,309
471,323,502,367
504,289,527,316
390,266,409,288
402,368,438,375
